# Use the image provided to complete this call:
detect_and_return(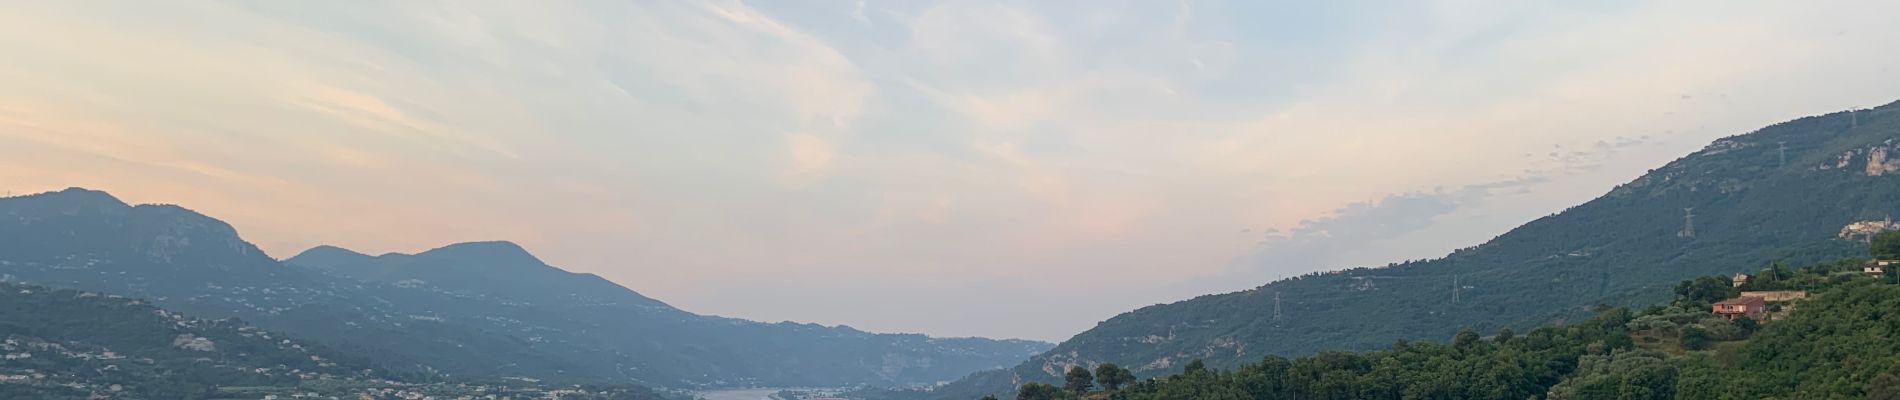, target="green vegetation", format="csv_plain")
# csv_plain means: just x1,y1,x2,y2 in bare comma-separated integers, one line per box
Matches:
0,282,386,399
1064,366,1094,395
1016,382,1067,400
1667,280,1900,398
1061,308,1633,400
999,246,1900,400
0,282,685,400
1873,230,1900,258
1093,363,1134,391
